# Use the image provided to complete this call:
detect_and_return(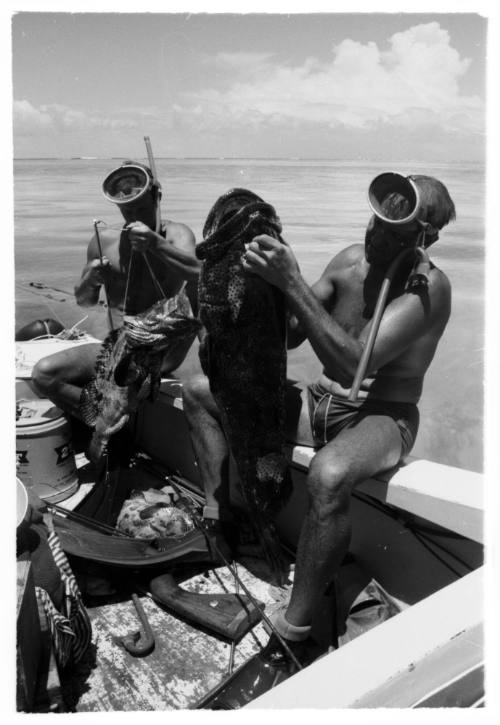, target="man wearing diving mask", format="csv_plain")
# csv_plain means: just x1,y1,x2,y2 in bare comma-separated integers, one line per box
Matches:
182,173,456,702
32,160,200,420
